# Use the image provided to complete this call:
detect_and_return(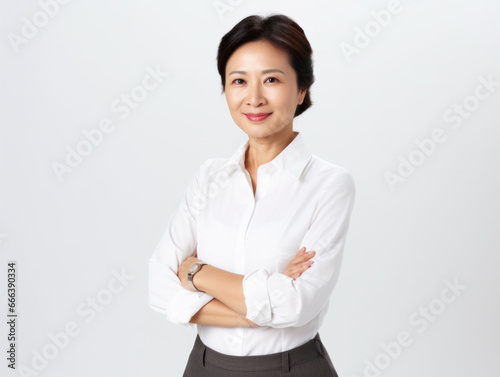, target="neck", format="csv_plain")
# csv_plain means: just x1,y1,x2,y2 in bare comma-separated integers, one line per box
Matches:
245,129,298,170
